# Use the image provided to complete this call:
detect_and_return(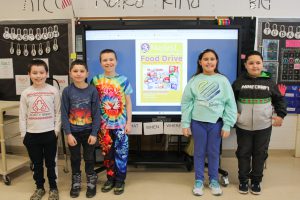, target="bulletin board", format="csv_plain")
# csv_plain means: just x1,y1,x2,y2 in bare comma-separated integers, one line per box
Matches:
0,20,72,101
256,18,300,114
